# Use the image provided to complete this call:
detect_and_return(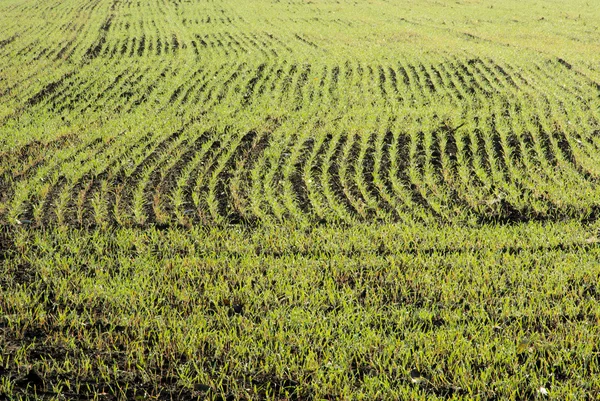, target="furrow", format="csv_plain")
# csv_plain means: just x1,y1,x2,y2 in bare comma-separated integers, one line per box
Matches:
320,130,357,224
